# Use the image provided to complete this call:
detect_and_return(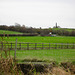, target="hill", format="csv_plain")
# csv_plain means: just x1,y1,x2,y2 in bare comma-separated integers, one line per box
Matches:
0,30,23,34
